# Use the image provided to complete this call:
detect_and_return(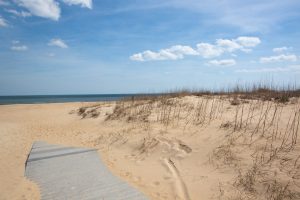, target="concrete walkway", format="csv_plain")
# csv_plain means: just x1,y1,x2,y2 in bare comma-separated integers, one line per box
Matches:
25,141,147,200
